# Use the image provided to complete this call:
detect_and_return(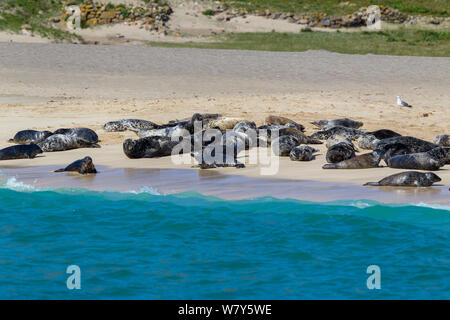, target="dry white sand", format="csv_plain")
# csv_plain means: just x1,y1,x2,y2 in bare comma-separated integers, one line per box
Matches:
0,43,448,201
